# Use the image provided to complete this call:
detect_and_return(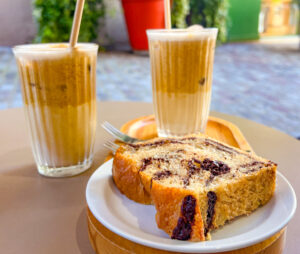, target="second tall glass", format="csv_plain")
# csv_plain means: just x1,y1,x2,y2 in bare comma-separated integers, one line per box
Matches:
147,28,218,137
